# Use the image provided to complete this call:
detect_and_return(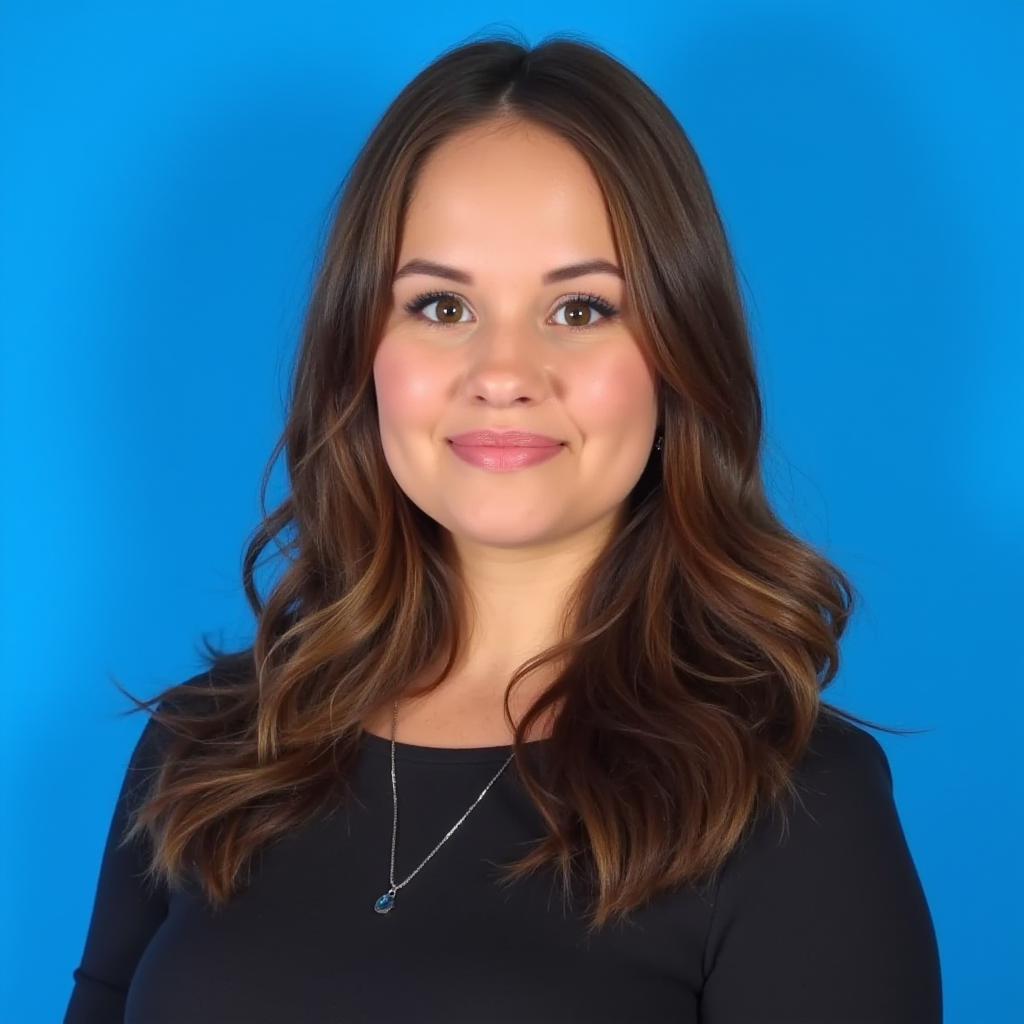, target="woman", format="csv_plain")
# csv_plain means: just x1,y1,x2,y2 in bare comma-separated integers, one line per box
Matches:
65,35,942,1023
